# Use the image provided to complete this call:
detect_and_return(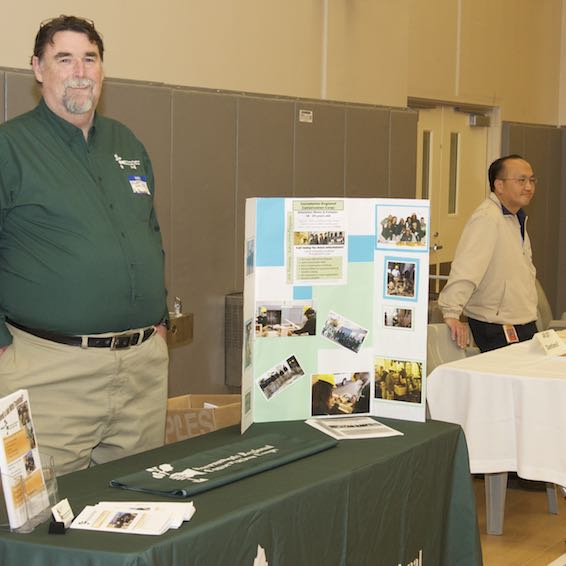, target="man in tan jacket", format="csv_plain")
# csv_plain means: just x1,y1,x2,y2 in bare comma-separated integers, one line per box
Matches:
438,155,538,352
